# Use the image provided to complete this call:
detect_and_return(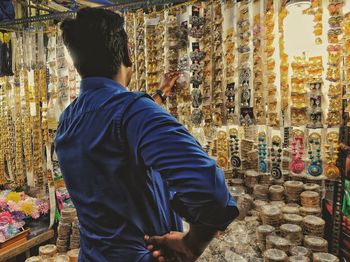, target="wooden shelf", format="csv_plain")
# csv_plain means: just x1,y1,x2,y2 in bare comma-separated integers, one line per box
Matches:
0,229,54,262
